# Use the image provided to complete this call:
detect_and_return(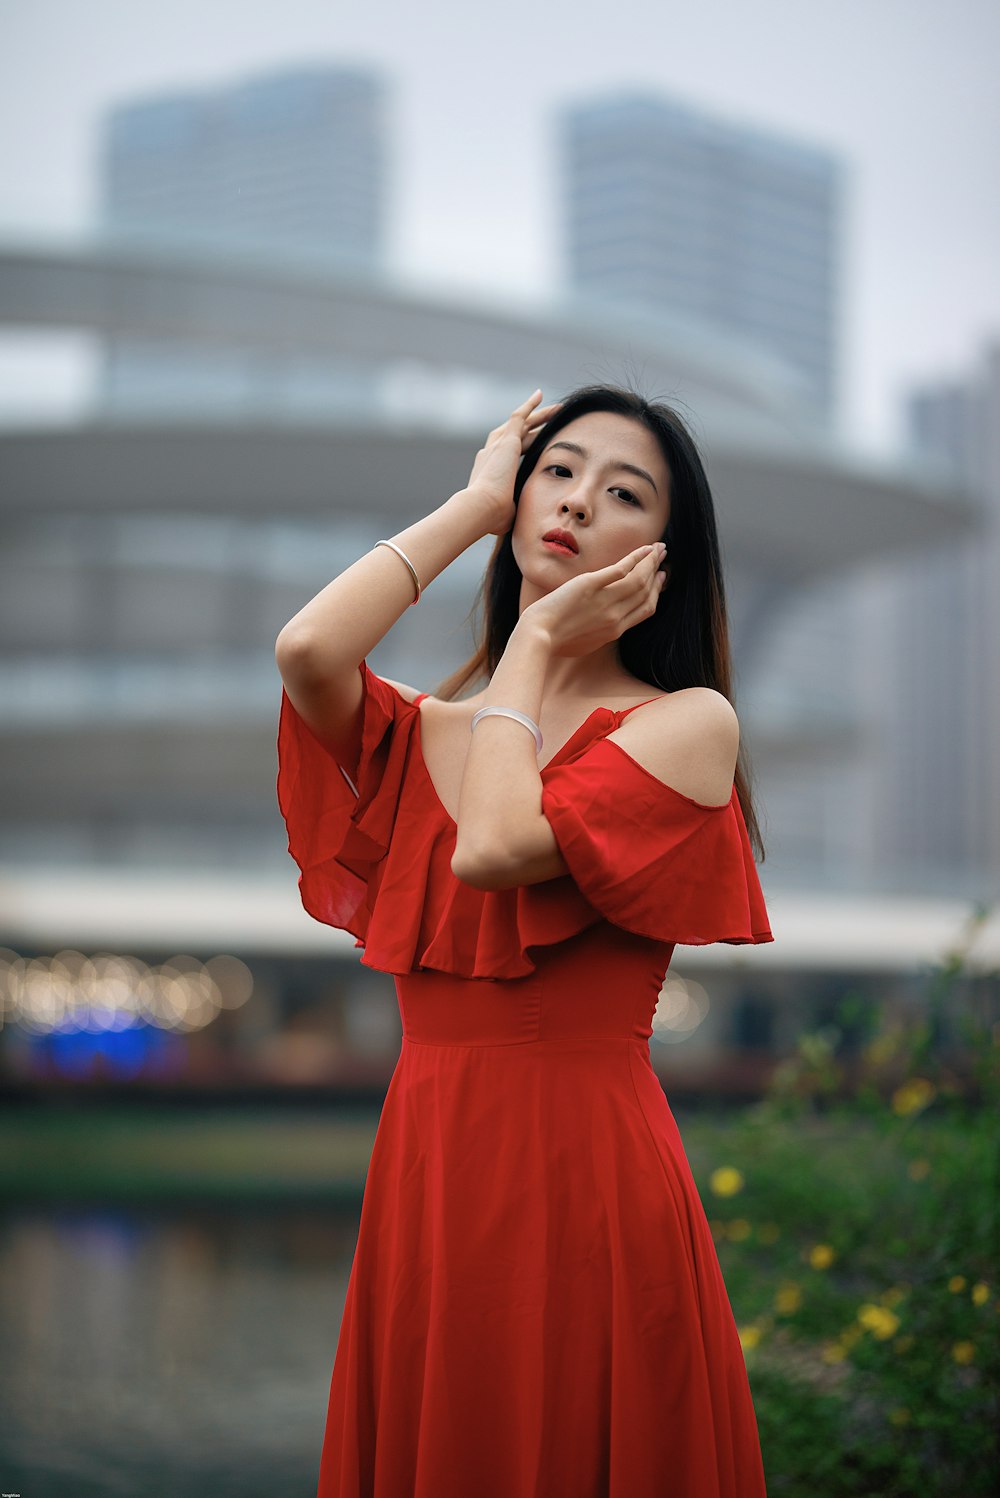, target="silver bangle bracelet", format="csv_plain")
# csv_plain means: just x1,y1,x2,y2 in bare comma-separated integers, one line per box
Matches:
373,539,421,605
470,705,543,755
